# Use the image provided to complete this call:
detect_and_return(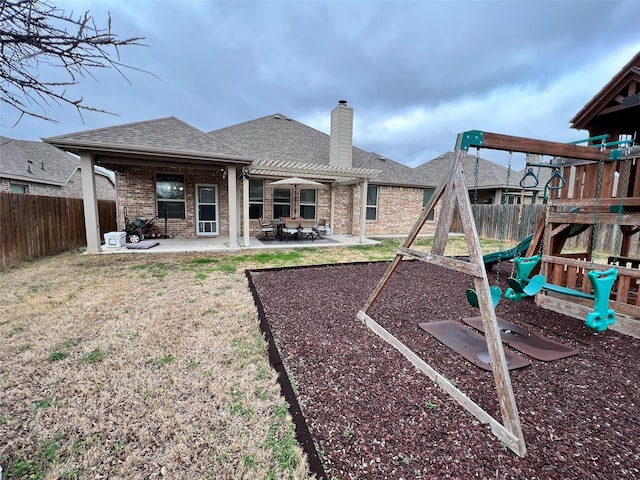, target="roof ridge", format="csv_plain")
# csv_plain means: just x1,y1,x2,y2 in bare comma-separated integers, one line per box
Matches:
43,116,186,141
